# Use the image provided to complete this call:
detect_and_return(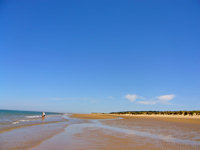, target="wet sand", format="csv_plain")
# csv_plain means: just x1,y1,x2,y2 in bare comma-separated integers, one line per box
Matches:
0,115,68,150
1,114,200,150
31,114,200,150
73,127,200,150
101,116,200,143
0,122,68,150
